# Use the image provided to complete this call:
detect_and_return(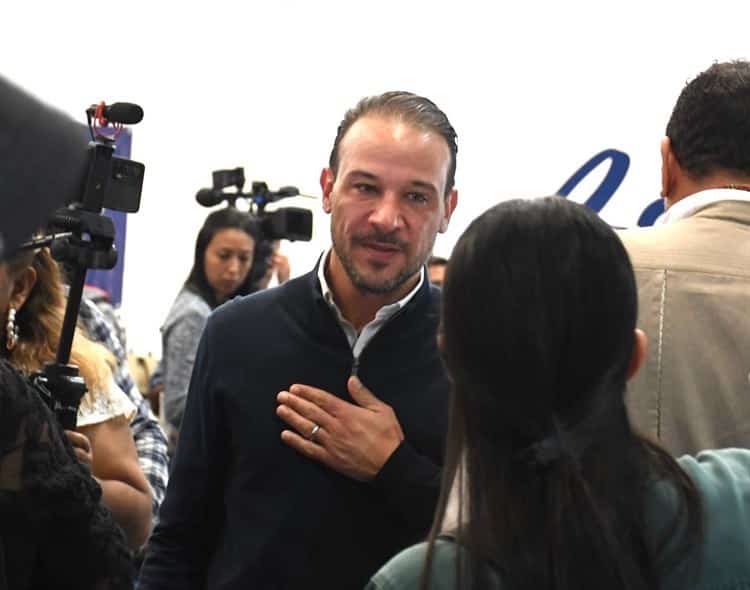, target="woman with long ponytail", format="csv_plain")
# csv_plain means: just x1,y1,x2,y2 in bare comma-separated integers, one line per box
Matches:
367,197,750,590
